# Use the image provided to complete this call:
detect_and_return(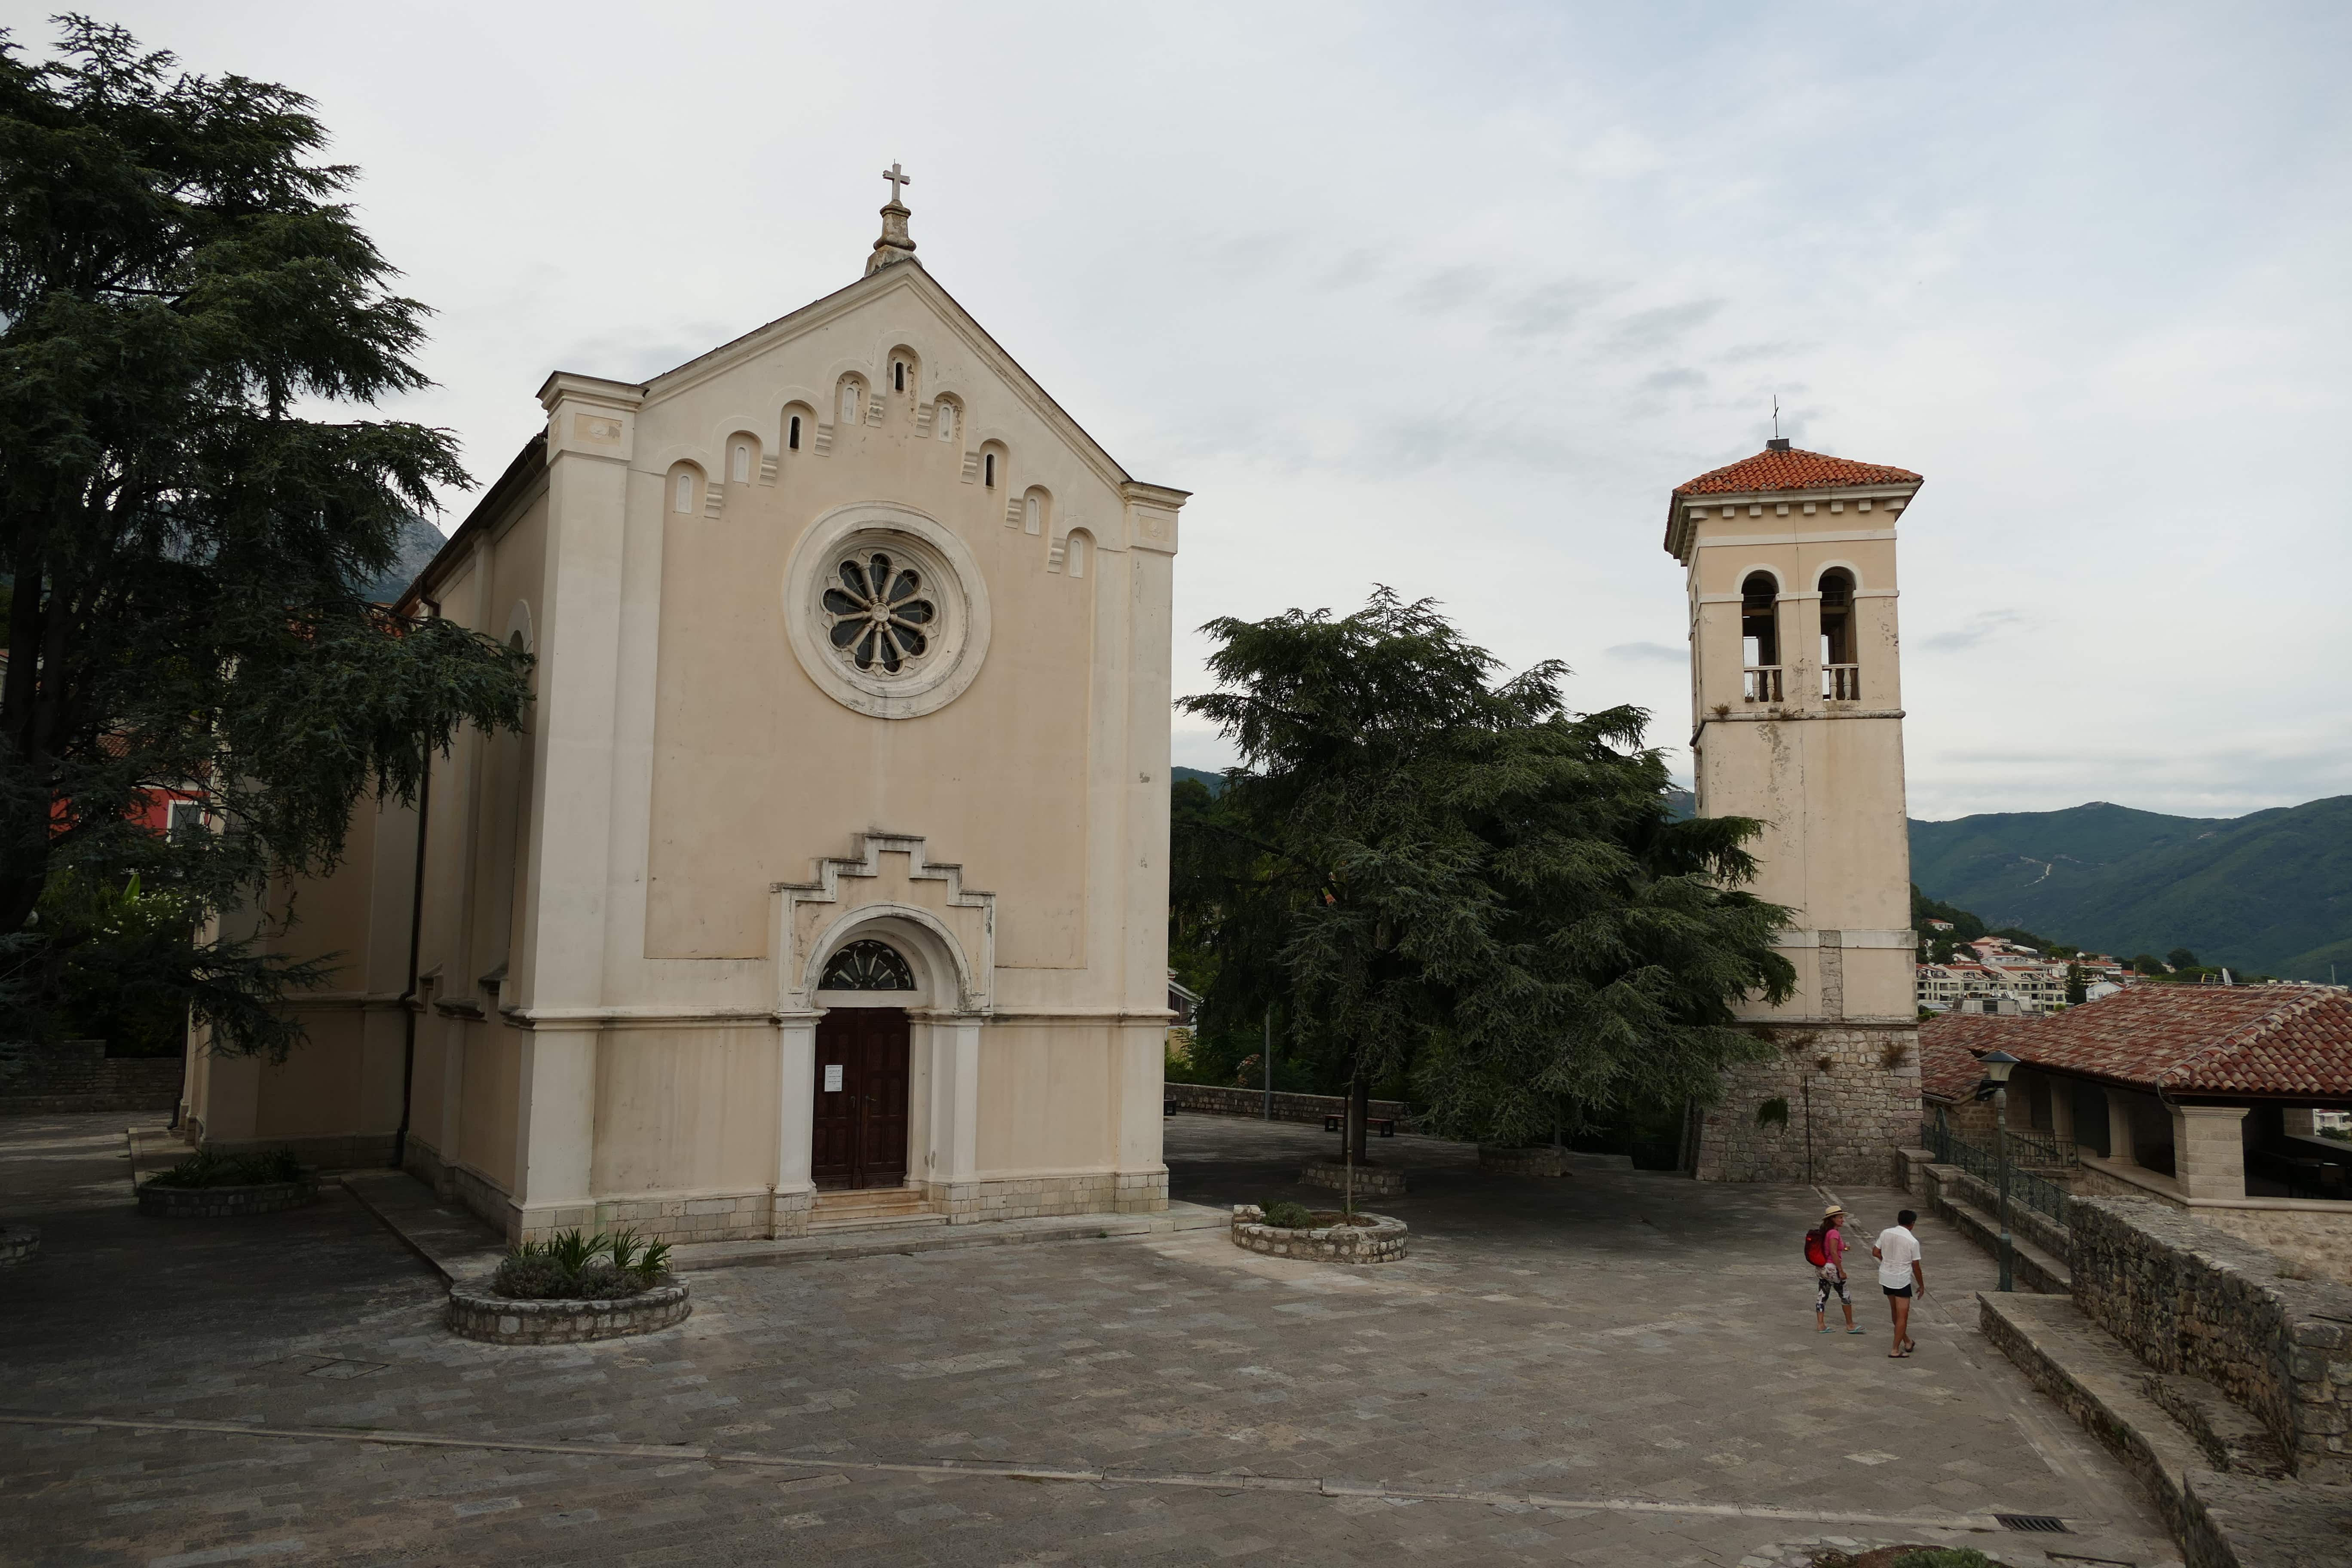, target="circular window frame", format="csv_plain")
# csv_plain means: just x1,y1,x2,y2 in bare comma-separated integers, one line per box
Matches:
784,502,991,719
